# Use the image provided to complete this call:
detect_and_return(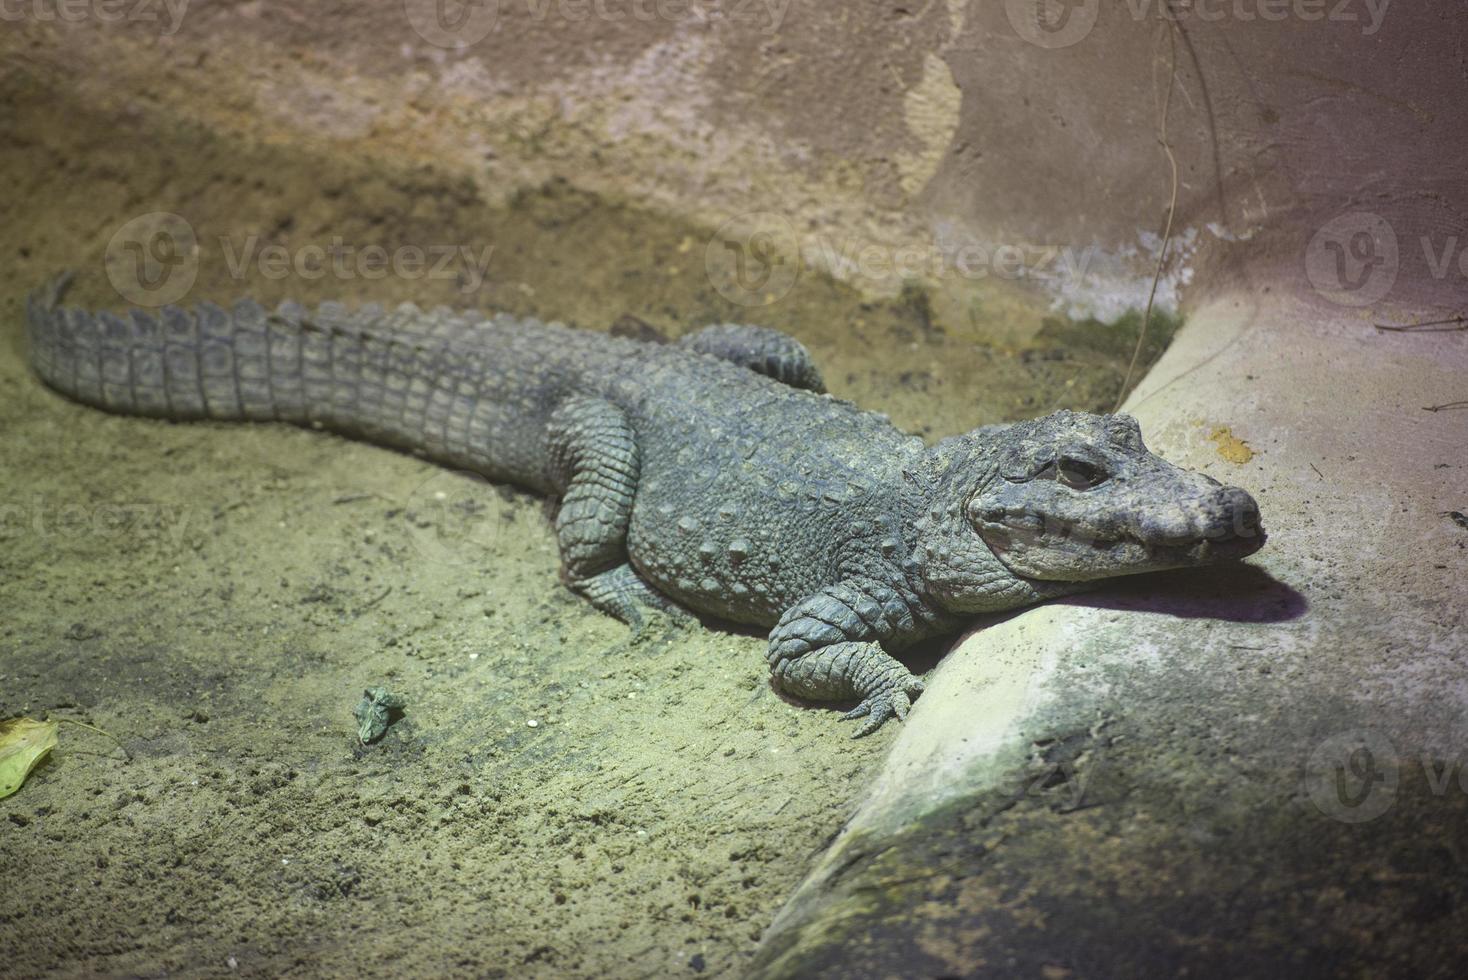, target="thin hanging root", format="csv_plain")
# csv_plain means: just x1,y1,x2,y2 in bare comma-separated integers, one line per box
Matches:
1116,18,1182,413
1375,315,1468,332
